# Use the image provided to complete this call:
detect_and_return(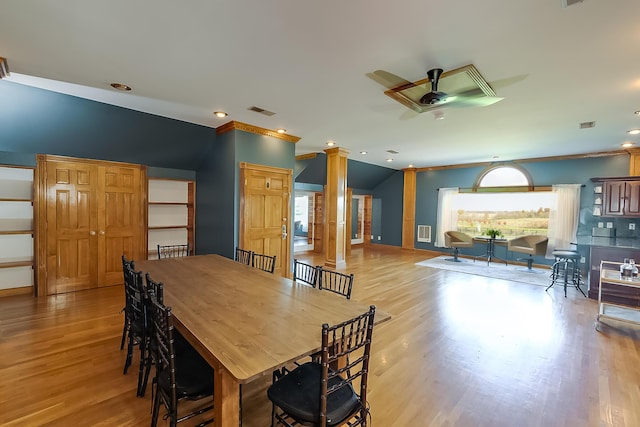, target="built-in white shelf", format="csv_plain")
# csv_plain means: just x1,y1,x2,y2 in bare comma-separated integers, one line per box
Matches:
147,178,195,260
0,166,34,295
